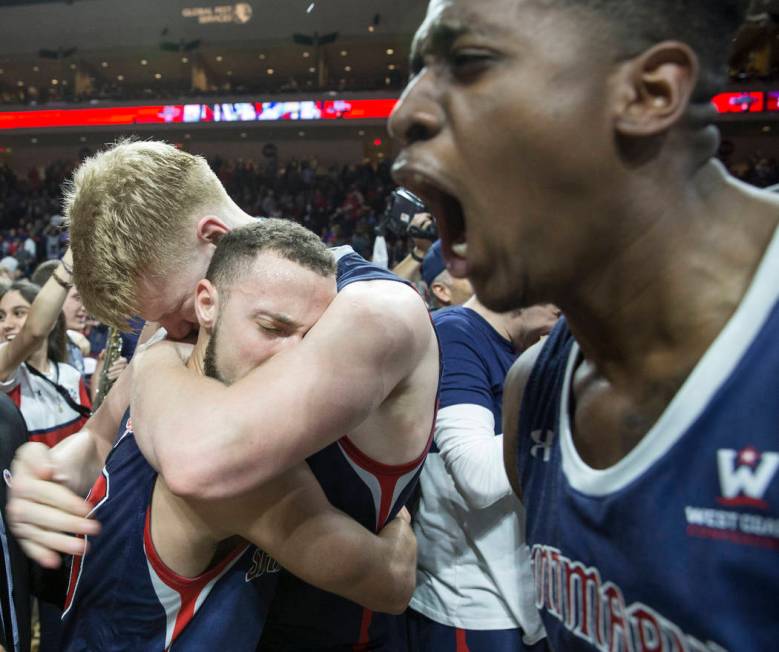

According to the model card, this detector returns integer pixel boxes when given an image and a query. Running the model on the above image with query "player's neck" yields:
[561,161,779,391]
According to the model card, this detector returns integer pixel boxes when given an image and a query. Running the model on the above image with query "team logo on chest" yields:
[684,446,779,550]
[716,446,779,510]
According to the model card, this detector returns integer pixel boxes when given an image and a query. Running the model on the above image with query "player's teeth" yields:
[452,242,468,257]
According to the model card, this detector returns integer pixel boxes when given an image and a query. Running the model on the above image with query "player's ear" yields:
[195,279,218,329]
[195,216,230,245]
[613,41,698,137]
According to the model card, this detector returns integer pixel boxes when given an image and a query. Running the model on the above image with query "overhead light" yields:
[30,138,38,144]
[358,130,365,136]
[184,133,191,139]
[258,53,266,60]
[61,80,68,86]
[308,66,316,73]
[386,48,394,55]
[33,65,39,72]
[17,81,23,87]
[266,68,274,75]
[340,50,348,56]
[0,69,3,75]
[101,61,108,68]
[385,77,391,85]
[140,59,148,65]
[298,130,305,137]
[240,132,247,138]
[80,136,86,142]
[181,56,189,63]
[388,64,396,70]
[154,72,162,79]
[344,65,351,72]
[216,55,223,62]
[302,51,310,58]
[51,78,58,85]
[368,25,375,32]
[117,74,124,81]
[227,70,233,76]
[69,63,76,70]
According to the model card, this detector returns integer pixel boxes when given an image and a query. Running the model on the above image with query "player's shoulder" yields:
[336,277,429,325]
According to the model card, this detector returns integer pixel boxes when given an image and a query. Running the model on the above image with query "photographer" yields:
[381,188,438,281]
[392,212,436,282]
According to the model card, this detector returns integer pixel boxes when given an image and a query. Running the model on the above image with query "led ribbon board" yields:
[0,99,398,130]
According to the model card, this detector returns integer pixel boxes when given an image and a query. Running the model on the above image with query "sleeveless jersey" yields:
[260,248,439,651]
[516,226,779,651]
[62,412,279,651]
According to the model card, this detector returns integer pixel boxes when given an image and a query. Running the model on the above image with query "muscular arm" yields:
[131,280,433,499]
[184,464,416,614]
[502,342,543,501]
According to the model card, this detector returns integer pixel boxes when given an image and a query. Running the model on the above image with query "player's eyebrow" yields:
[410,17,496,73]
[253,310,300,329]
[410,19,469,71]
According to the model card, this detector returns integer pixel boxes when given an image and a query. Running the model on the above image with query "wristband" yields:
[410,248,424,263]
[60,259,73,275]
[52,273,73,290]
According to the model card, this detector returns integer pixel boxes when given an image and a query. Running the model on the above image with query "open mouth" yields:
[397,172,470,278]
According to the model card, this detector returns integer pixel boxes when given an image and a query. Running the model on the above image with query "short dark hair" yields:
[551,0,749,100]
[206,219,336,290]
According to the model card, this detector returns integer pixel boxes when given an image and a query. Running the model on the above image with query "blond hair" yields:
[64,139,226,329]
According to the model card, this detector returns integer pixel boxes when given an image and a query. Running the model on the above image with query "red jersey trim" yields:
[142,507,247,591]
[338,423,434,478]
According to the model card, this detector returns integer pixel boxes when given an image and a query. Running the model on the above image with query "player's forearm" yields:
[131,338,379,500]
[275,512,416,614]
[131,346,267,498]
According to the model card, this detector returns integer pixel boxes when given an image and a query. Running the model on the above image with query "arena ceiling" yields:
[0,0,426,99]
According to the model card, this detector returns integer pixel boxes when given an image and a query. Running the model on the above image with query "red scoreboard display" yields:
[711,91,765,114]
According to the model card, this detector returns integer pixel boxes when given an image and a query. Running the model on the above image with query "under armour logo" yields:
[530,430,554,463]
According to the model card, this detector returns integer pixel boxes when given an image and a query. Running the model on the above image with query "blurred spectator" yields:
[408,297,559,651]
[421,241,474,309]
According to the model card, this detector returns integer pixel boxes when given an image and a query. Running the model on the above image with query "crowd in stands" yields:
[0,70,407,108]
[723,149,779,187]
[2,148,778,285]
[0,153,414,281]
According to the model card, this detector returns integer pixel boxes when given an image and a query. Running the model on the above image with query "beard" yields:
[203,317,225,383]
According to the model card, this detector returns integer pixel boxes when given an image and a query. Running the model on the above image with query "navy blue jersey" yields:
[260,249,438,651]
[515,229,779,651]
[62,413,279,651]
[434,306,515,430]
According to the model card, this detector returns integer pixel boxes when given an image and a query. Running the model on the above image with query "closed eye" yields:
[449,49,495,80]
